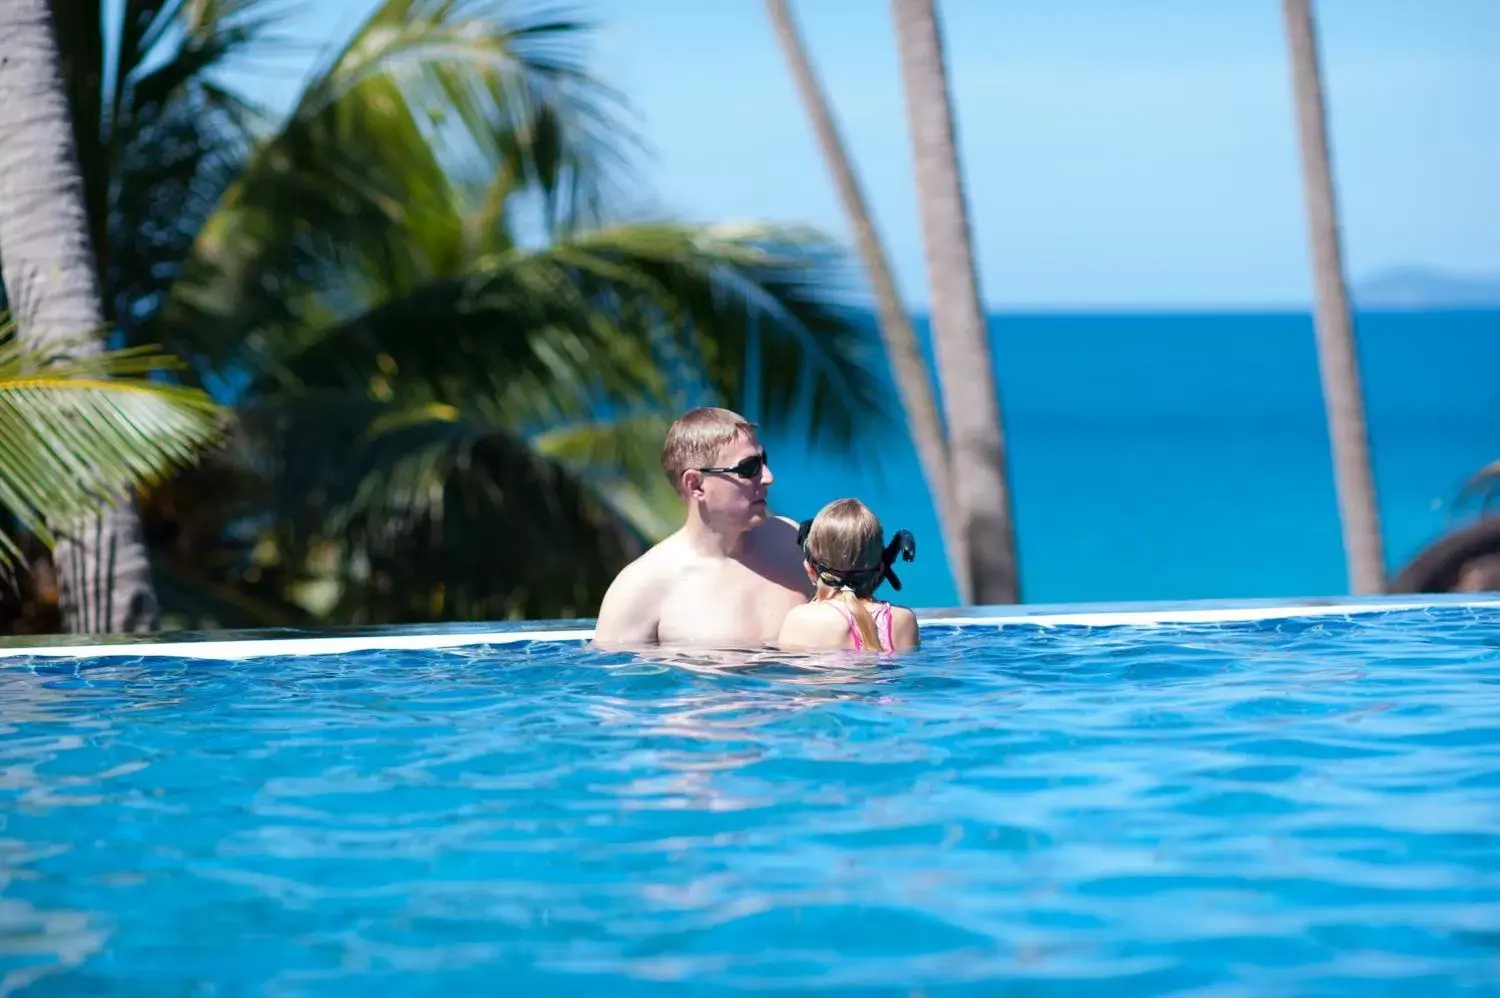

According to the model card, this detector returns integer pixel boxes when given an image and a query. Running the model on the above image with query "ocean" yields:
[761,309,1500,610]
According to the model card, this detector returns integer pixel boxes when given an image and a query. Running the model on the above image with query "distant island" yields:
[1355,266,1500,309]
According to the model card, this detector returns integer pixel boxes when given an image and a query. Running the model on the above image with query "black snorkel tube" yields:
[796,519,917,592]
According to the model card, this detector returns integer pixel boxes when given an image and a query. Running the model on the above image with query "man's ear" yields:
[680,469,703,497]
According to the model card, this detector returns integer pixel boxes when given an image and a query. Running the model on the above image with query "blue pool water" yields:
[2,605,1499,995]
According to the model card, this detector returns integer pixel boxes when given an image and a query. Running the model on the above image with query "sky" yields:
[223,0,1499,310]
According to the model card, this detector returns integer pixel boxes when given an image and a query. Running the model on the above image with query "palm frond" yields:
[0,320,225,575]
[242,392,646,622]
[164,0,634,375]
[527,221,888,450]
[300,0,634,230]
[134,435,319,629]
[530,413,682,540]
[257,221,886,449]
[101,0,278,356]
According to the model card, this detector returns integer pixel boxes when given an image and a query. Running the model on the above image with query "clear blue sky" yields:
[227,0,1498,309]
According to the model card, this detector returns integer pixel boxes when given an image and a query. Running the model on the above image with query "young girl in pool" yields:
[776,498,921,653]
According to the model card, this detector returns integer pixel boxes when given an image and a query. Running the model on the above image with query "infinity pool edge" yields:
[3,595,1498,661]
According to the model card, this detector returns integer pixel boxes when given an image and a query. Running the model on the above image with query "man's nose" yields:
[761,460,774,486]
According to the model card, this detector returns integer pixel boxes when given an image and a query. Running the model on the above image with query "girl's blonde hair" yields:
[803,498,886,650]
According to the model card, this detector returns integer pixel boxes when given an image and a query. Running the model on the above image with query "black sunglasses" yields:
[696,450,768,479]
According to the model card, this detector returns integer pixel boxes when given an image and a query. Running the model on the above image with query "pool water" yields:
[2,606,1499,995]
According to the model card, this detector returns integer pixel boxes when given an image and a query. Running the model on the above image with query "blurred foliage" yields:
[0,314,224,576]
[1,0,884,632]
[1454,459,1500,518]
[0,315,223,633]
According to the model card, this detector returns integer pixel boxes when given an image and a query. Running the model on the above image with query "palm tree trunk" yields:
[0,0,160,633]
[890,0,1019,606]
[765,0,970,602]
[47,0,110,303]
[1281,0,1385,595]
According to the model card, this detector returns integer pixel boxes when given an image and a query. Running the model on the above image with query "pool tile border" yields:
[2,595,1498,661]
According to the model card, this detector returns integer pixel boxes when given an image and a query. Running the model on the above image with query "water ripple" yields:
[1,605,1499,995]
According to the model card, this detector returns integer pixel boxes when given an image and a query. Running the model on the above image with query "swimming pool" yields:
[2,596,1498,995]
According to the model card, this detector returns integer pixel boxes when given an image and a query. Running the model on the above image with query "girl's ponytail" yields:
[837,587,880,650]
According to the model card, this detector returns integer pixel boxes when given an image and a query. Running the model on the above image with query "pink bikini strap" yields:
[869,602,893,652]
[833,601,894,651]
[828,601,867,650]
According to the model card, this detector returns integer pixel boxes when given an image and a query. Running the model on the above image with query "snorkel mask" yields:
[796,518,917,591]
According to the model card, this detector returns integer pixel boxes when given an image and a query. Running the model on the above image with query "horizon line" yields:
[898,302,1500,316]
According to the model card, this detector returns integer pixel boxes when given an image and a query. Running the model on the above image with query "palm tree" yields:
[0,0,163,632]
[889,0,1019,606]
[764,0,967,602]
[5,0,886,630]
[1281,0,1385,595]
[0,315,223,588]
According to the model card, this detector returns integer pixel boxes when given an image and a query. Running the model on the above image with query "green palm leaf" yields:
[243,393,647,621]
[224,211,886,623]
[522,221,887,450]
[261,221,887,449]
[528,413,682,540]
[165,0,633,373]
[295,0,632,230]
[79,0,276,348]
[0,317,225,575]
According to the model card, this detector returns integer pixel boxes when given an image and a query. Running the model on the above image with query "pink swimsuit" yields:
[830,601,896,652]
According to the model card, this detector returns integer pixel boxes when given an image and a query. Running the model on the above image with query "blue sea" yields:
[763,309,1500,609]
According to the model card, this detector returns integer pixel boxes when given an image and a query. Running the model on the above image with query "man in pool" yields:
[592,407,814,650]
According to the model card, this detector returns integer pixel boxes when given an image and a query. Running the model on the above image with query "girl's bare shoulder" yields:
[784,601,849,627]
[889,604,918,623]
[889,605,921,649]
[777,601,852,648]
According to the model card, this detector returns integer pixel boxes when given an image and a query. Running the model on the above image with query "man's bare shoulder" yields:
[603,533,697,599]
[751,513,801,538]
[594,535,689,648]
[621,532,692,576]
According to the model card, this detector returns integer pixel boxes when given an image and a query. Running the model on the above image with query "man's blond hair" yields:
[661,407,756,491]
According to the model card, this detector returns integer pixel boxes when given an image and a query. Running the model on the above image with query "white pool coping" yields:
[2,596,1498,662]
